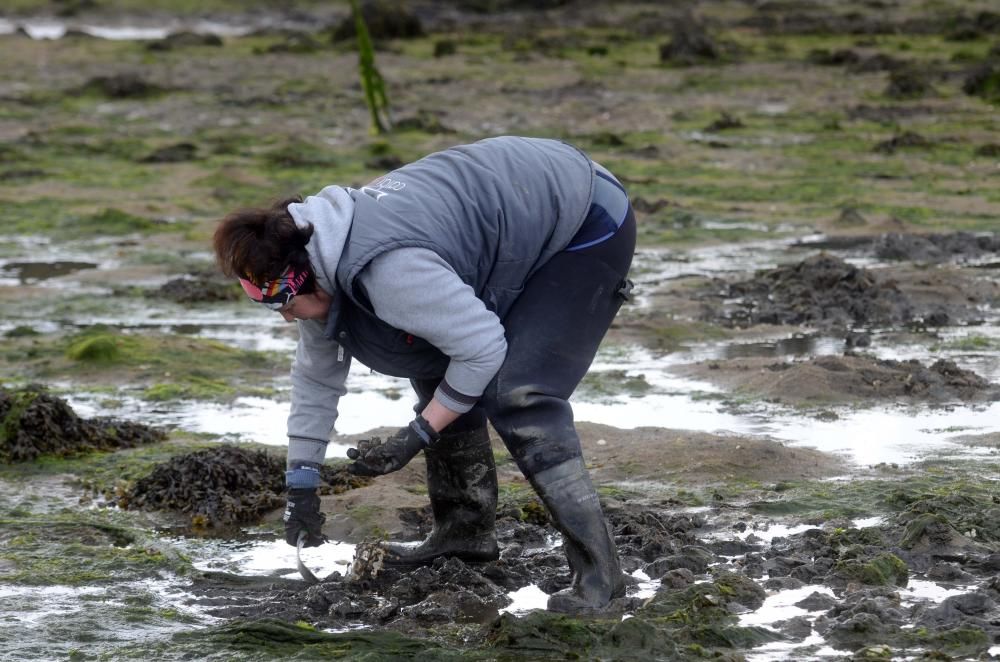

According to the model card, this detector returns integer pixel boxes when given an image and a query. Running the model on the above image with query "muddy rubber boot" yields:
[529,457,626,613]
[381,425,499,566]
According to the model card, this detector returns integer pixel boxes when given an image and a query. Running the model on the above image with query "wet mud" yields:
[175,466,1000,660]
[702,253,916,330]
[0,384,165,463]
[697,250,998,333]
[679,354,999,406]
[148,269,242,304]
[798,231,1000,263]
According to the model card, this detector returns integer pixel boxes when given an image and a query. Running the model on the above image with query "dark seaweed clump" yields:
[125,445,369,527]
[125,445,284,527]
[0,385,165,463]
[152,275,242,303]
[874,231,1000,263]
[717,253,913,329]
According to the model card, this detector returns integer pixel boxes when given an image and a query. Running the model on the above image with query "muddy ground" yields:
[2,0,1000,660]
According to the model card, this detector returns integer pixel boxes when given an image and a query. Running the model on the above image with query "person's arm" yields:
[420,398,461,433]
[361,247,508,433]
[286,318,351,488]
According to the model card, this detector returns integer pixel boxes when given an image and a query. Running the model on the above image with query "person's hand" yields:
[347,416,440,477]
[283,487,327,547]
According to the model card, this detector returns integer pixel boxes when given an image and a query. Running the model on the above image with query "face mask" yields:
[238,265,310,311]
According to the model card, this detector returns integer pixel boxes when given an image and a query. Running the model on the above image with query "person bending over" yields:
[213,136,635,612]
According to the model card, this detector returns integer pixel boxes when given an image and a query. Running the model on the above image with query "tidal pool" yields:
[0,18,262,40]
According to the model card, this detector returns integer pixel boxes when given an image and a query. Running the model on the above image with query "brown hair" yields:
[213,196,316,293]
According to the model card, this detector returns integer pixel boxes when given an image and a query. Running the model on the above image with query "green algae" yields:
[933,334,1000,351]
[577,369,652,401]
[66,333,121,362]
[743,460,1000,526]
[0,387,40,452]
[479,573,780,660]
[834,552,909,587]
[0,432,217,502]
[0,512,190,585]
[0,201,192,239]
[909,626,991,658]
[164,619,468,660]
[3,325,286,403]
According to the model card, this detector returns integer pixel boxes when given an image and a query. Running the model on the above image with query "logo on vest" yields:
[360,176,406,201]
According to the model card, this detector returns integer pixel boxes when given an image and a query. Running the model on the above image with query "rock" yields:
[764,576,805,591]
[918,592,995,628]
[835,207,868,227]
[81,73,163,99]
[660,567,695,589]
[885,67,933,99]
[659,14,722,65]
[975,143,1000,158]
[963,63,1000,102]
[926,562,973,583]
[704,112,743,132]
[146,31,223,51]
[777,615,813,640]
[874,131,931,154]
[795,591,837,612]
[140,142,199,163]
[330,1,423,42]
[765,555,809,577]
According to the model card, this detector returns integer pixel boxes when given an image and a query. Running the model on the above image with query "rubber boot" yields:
[529,457,626,613]
[382,425,499,565]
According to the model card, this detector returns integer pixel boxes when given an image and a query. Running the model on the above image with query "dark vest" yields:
[326,137,595,379]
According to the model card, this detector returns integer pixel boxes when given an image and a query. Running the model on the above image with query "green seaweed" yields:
[3,325,286,403]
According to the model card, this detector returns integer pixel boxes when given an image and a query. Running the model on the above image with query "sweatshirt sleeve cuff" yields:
[434,380,479,414]
[286,461,323,489]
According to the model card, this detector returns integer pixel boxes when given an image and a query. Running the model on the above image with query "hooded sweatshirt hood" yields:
[287,185,355,295]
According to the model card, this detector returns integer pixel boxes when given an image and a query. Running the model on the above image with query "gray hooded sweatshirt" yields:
[285,137,596,487]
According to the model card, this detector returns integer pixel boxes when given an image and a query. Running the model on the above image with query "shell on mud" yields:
[350,541,387,581]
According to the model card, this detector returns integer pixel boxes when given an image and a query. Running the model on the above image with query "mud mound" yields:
[659,13,734,66]
[0,385,165,463]
[874,231,1000,263]
[713,253,913,329]
[151,275,242,303]
[873,130,931,154]
[680,355,997,405]
[330,1,423,42]
[885,69,933,99]
[80,73,164,99]
[125,445,368,527]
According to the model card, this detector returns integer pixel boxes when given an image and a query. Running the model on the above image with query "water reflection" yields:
[0,260,97,284]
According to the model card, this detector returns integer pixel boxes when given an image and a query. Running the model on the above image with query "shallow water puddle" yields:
[192,538,356,581]
[64,336,1000,467]
[0,18,257,40]
[500,569,660,615]
[739,576,977,660]
[0,579,211,659]
[0,260,98,284]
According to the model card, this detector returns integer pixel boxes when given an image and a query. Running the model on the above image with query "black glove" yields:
[347,416,440,477]
[283,487,326,547]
